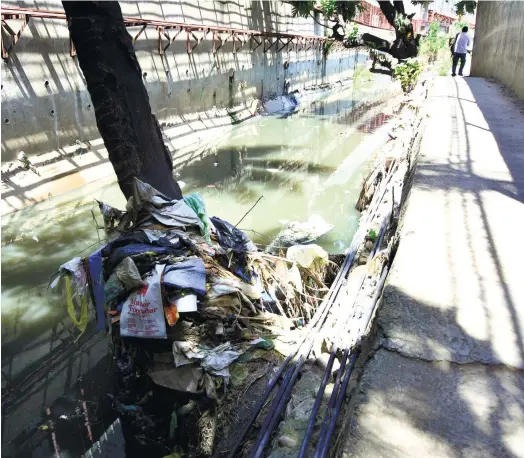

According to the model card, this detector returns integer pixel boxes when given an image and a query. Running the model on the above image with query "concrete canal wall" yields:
[1,0,368,214]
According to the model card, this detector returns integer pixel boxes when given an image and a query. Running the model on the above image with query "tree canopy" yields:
[285,1,477,61]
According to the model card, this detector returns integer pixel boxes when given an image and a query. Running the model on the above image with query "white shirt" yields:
[454,32,471,54]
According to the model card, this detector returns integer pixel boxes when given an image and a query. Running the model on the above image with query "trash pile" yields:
[51,178,333,456]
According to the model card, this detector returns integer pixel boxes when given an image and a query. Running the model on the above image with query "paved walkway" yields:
[342,77,524,457]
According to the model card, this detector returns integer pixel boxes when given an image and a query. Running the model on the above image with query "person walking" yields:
[450,26,471,76]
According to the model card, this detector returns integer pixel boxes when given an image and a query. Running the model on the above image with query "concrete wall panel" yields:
[471,1,524,99]
[1,0,369,214]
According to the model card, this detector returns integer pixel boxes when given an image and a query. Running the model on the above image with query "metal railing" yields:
[1,6,339,61]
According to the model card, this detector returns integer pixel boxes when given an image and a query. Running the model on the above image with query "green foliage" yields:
[319,0,337,18]
[367,229,378,241]
[288,0,363,23]
[419,21,447,62]
[455,0,477,16]
[323,39,335,57]
[454,20,469,33]
[335,1,364,22]
[393,58,423,93]
[346,23,359,42]
[289,1,315,18]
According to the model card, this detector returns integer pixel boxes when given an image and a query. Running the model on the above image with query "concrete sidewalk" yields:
[342,77,524,457]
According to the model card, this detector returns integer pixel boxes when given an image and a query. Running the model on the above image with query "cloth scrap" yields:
[87,249,106,332]
[163,258,206,296]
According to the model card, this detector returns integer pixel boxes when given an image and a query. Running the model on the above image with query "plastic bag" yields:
[120,264,167,339]
[116,257,146,291]
[286,244,328,268]
[184,193,213,243]
[104,271,125,308]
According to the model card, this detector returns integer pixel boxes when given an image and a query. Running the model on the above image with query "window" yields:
[372,14,379,27]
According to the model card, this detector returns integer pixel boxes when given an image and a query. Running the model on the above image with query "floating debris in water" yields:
[266,215,334,255]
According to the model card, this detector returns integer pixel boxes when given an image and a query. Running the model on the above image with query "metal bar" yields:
[235,33,248,52]
[132,23,147,44]
[166,27,182,54]
[157,26,164,55]
[187,30,199,53]
[213,33,223,54]
[2,19,17,35]
[264,37,276,53]
[222,31,233,44]
[277,37,291,53]
[1,13,30,60]
[250,35,262,52]
[305,38,314,52]
[0,6,351,41]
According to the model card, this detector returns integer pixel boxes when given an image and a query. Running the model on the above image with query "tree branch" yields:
[377,1,396,27]
[309,12,331,29]
[393,1,405,16]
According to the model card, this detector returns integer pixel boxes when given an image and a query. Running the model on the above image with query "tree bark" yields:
[63,1,182,201]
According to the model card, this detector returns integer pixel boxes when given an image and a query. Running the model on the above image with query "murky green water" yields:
[1,77,396,454]
[2,82,394,338]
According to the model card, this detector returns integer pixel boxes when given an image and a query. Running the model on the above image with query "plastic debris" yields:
[266,215,333,254]
[184,193,213,242]
[52,177,333,456]
[129,179,202,230]
[50,257,88,295]
[104,271,125,308]
[148,363,202,393]
[164,300,180,326]
[173,294,198,313]
[210,216,256,281]
[172,341,242,377]
[120,264,167,339]
[286,244,329,269]
[64,275,88,337]
[115,257,146,291]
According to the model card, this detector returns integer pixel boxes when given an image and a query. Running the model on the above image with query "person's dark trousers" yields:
[452,52,467,76]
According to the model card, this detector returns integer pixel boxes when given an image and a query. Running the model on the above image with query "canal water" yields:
[1,74,397,456]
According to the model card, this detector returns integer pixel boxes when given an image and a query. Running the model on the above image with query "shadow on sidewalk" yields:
[344,77,524,457]
[356,285,524,458]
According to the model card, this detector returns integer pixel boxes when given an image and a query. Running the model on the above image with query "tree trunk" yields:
[63,1,182,201]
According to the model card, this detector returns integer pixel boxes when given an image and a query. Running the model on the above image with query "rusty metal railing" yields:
[1,6,338,61]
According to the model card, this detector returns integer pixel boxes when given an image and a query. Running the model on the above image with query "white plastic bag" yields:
[120,264,167,339]
[286,244,328,268]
